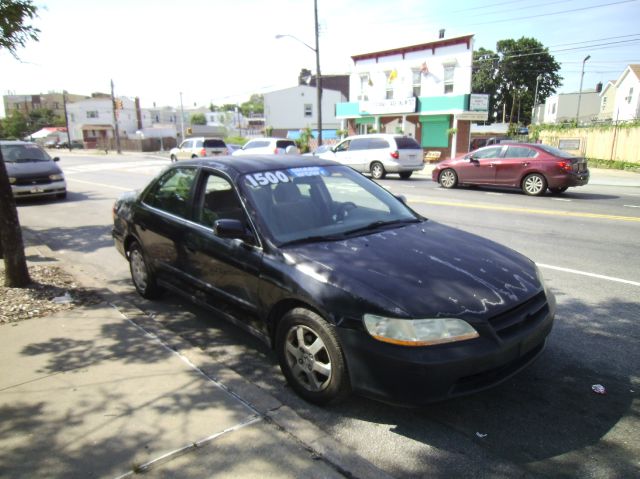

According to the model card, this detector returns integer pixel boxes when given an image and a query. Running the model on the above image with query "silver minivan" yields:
[319,134,423,179]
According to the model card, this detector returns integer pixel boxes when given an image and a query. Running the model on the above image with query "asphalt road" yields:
[15,153,640,478]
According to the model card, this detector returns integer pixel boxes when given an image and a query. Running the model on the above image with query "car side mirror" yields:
[395,194,407,204]
[214,219,254,243]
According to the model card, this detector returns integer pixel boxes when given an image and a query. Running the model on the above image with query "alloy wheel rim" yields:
[372,164,383,178]
[525,176,544,194]
[441,171,455,187]
[130,250,148,290]
[285,325,332,392]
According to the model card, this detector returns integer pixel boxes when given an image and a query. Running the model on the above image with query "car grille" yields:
[488,291,549,340]
[15,176,52,186]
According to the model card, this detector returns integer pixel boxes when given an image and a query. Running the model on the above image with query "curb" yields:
[21,230,393,479]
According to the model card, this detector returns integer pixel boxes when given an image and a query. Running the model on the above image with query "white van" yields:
[319,134,423,179]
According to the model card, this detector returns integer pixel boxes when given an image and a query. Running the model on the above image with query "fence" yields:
[538,125,640,164]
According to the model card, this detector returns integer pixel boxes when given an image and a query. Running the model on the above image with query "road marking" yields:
[485,192,504,196]
[409,198,640,223]
[66,177,131,191]
[550,198,572,202]
[623,204,640,208]
[537,264,640,287]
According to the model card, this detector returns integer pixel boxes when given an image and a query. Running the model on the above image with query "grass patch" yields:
[587,158,640,173]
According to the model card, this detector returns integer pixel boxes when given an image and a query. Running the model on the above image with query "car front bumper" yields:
[11,180,67,198]
[338,292,556,406]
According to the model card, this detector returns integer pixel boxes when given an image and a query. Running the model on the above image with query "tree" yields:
[0,0,40,287]
[472,37,562,125]
[1,110,29,139]
[240,94,264,117]
[190,113,206,125]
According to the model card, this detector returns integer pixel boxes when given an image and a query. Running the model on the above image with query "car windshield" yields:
[1,144,51,163]
[240,165,421,245]
[536,144,578,158]
[204,139,226,148]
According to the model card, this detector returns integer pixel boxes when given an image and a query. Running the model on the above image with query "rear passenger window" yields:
[506,146,537,158]
[367,139,389,150]
[245,141,270,149]
[195,140,204,148]
[395,137,421,149]
[350,138,370,151]
[204,139,226,148]
[276,140,295,149]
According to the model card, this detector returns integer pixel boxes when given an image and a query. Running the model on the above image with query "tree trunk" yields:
[509,90,518,126]
[0,149,31,287]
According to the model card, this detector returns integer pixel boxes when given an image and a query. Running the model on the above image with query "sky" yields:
[1,0,639,117]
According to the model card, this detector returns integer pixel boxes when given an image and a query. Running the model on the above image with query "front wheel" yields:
[370,162,386,180]
[128,242,163,299]
[439,168,458,189]
[276,308,350,405]
[522,173,547,196]
[170,154,177,162]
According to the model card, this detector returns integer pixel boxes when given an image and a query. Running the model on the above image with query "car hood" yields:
[283,221,541,319]
[6,160,61,178]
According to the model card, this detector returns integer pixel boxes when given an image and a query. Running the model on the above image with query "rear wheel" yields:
[128,242,163,299]
[170,154,177,162]
[522,173,547,196]
[439,169,458,189]
[276,308,350,405]
[370,162,386,180]
[399,171,413,180]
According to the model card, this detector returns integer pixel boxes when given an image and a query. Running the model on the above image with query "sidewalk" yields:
[0,243,391,478]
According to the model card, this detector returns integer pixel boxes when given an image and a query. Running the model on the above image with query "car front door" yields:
[135,166,198,290]
[457,146,504,184]
[494,145,538,186]
[181,170,265,335]
[177,140,193,160]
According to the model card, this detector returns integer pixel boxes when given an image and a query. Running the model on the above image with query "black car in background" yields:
[1,140,67,199]
[112,156,555,406]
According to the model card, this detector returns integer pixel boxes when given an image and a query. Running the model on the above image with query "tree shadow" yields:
[22,225,113,254]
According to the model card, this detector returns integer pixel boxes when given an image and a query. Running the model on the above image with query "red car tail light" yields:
[557,161,572,172]
[274,147,279,154]
[200,148,207,156]
[390,151,400,159]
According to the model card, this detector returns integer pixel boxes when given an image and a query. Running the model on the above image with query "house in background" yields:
[540,90,600,124]
[598,80,617,121]
[335,33,488,159]
[3,92,89,120]
[612,64,640,121]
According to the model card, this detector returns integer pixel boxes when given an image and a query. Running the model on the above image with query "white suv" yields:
[170,137,227,162]
[232,137,299,156]
[319,134,423,179]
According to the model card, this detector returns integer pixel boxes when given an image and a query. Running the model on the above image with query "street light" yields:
[532,74,542,124]
[576,54,591,125]
[275,0,322,145]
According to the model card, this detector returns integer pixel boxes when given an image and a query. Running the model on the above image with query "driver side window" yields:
[334,140,350,152]
[195,173,246,228]
[472,147,503,159]
[143,168,197,218]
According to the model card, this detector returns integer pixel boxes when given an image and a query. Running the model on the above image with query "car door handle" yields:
[521,162,529,166]
[489,163,497,167]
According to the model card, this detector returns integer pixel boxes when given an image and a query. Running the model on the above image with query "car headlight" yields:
[363,314,479,347]
[9,177,16,184]
[49,174,64,181]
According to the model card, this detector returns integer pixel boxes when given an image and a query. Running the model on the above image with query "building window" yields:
[87,111,98,119]
[552,104,556,114]
[359,74,369,100]
[304,103,313,117]
[385,71,394,99]
[443,65,455,94]
[70,113,75,122]
[412,69,421,97]
[628,88,634,104]
[602,97,607,111]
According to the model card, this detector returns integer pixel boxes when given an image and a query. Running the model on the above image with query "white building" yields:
[336,33,488,159]
[541,90,600,124]
[612,64,640,121]
[598,80,617,121]
[66,96,139,147]
[263,85,345,139]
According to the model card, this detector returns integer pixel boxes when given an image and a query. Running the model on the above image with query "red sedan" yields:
[432,143,589,196]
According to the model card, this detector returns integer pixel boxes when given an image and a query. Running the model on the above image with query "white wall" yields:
[613,69,640,121]
[264,85,344,130]
[543,91,599,124]
[66,97,139,140]
[348,38,473,102]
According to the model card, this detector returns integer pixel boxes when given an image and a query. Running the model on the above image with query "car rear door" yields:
[458,146,504,184]
[494,145,538,186]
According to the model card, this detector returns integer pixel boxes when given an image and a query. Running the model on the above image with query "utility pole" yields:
[110,79,122,154]
[179,92,185,141]
[62,91,72,151]
[576,54,591,126]
[314,0,322,146]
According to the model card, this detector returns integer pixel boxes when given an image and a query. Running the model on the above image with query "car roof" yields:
[178,155,339,177]
[0,140,34,145]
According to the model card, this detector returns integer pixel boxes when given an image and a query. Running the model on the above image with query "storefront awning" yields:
[81,124,113,131]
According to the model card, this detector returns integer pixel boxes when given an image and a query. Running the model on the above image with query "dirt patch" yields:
[0,263,101,323]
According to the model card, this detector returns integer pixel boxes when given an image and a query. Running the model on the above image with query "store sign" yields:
[360,97,417,115]
[469,94,489,112]
[457,111,488,121]
[558,138,581,150]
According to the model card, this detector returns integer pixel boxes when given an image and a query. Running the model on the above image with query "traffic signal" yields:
[186,127,193,135]
[114,99,123,110]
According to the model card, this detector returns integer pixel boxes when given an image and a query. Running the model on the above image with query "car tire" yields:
[276,308,350,405]
[522,173,547,196]
[549,186,568,195]
[170,154,177,163]
[128,241,163,299]
[439,168,458,189]
[370,162,386,180]
[399,171,413,180]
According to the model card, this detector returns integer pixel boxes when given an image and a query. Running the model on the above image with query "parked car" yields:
[170,137,227,162]
[432,143,589,196]
[231,137,299,156]
[56,140,84,150]
[226,143,243,154]
[303,144,332,156]
[469,137,512,151]
[112,155,555,406]
[318,133,423,180]
[1,140,67,199]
